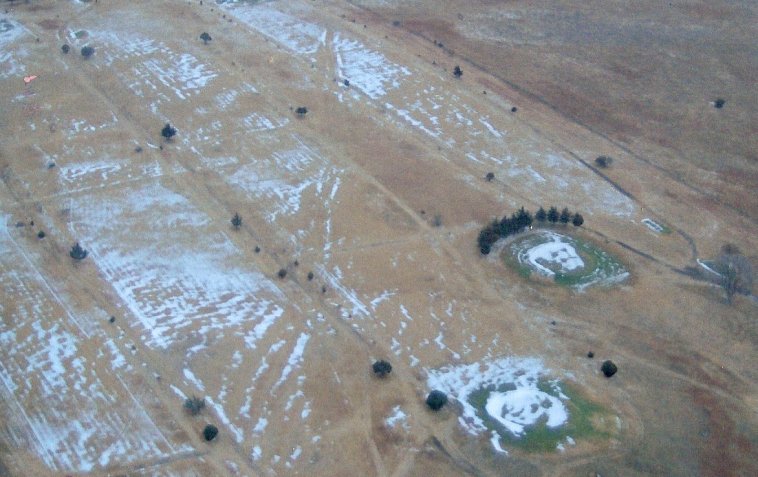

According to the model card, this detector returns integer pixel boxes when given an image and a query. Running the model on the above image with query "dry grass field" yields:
[0,1,755,476]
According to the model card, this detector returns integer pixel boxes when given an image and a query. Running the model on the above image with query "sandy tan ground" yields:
[0,1,756,476]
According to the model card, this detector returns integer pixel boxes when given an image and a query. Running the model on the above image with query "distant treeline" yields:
[478,206,584,255]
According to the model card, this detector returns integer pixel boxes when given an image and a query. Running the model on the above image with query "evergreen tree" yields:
[535,207,547,223]
[559,207,571,224]
[80,45,95,58]
[426,390,448,411]
[70,242,88,260]
[231,213,242,230]
[572,213,584,227]
[200,32,212,45]
[161,123,177,140]
[203,424,218,441]
[372,360,392,378]
[547,206,559,223]
[453,65,463,78]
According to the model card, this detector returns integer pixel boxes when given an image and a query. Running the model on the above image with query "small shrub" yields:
[37,230,45,239]
[601,360,617,378]
[426,390,448,411]
[511,106,518,113]
[254,246,261,253]
[572,213,584,227]
[184,395,206,416]
[343,79,350,87]
[713,98,725,109]
[372,360,392,378]
[277,268,287,279]
[202,424,218,441]
[161,123,176,140]
[432,214,443,227]
[587,351,594,358]
[307,271,314,281]
[61,44,70,54]
[109,316,116,323]
[595,156,613,168]
[70,242,88,260]
[200,32,212,44]
[485,172,495,182]
[453,65,462,78]
[295,106,308,116]
[231,213,242,230]
[80,45,95,58]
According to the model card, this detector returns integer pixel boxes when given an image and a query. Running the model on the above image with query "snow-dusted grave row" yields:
[0,216,180,472]
[220,2,326,56]
[69,182,285,350]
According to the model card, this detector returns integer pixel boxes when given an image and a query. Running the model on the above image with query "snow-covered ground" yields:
[0,18,29,78]
[0,216,179,472]
[70,182,285,350]
[426,356,569,451]
[334,34,411,99]
[221,3,326,56]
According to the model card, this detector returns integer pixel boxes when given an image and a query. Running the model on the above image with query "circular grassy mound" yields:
[506,231,628,290]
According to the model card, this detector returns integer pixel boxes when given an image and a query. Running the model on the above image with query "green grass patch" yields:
[508,231,627,289]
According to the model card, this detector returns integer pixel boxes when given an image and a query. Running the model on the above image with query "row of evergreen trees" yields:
[478,206,584,255]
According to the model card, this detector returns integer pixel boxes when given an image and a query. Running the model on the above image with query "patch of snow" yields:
[485,388,567,436]
[522,232,584,277]
[385,406,410,431]
[252,445,262,461]
[223,4,325,55]
[271,333,310,393]
[334,33,410,99]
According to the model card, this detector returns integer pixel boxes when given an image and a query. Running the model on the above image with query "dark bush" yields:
[714,98,725,109]
[161,123,176,140]
[559,207,571,224]
[254,246,261,253]
[511,106,518,113]
[343,79,350,87]
[231,213,242,230]
[203,424,218,441]
[485,172,495,182]
[587,351,594,358]
[277,268,287,279]
[595,156,613,168]
[453,65,462,78]
[70,242,88,260]
[295,106,308,116]
[426,390,448,411]
[80,45,95,58]
[184,395,206,416]
[61,44,70,54]
[37,230,45,239]
[200,32,212,44]
[572,213,584,227]
[307,271,314,281]
[372,360,392,378]
[601,360,618,378]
